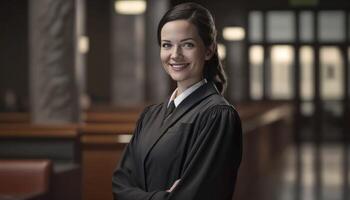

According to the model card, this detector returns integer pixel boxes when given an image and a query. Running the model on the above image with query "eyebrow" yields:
[180,38,194,42]
[161,38,195,43]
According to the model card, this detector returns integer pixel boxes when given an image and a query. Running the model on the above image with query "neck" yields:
[176,78,202,95]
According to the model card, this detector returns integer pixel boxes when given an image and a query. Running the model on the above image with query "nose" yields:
[170,45,183,60]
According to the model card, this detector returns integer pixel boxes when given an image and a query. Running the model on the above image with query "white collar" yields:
[168,79,207,108]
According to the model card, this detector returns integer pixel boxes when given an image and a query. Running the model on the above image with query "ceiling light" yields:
[223,27,245,41]
[114,0,146,15]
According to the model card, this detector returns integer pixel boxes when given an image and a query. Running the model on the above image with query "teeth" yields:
[171,64,188,69]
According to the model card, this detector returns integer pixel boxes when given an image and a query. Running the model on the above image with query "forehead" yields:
[160,20,200,40]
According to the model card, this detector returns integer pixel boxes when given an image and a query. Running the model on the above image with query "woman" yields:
[112,2,242,200]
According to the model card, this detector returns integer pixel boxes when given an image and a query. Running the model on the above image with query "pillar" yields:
[29,0,81,124]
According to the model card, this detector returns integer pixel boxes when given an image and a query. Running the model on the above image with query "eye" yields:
[182,42,194,48]
[161,43,172,49]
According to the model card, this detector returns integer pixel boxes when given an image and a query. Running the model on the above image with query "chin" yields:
[170,76,186,82]
[167,71,185,80]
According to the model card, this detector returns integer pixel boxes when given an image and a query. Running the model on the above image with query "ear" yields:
[205,43,216,60]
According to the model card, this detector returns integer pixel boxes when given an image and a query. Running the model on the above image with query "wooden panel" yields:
[53,164,82,200]
[84,112,139,124]
[82,134,132,145]
[0,124,81,162]
[80,123,134,200]
[80,123,134,135]
[82,145,126,200]
[0,124,79,138]
[0,112,29,123]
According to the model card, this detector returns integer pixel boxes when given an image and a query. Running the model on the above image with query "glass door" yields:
[319,46,345,142]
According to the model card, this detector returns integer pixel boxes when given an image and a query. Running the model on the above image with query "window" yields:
[249,11,263,42]
[269,45,294,99]
[300,46,314,100]
[318,11,345,42]
[299,11,314,42]
[267,11,295,42]
[320,47,344,100]
[249,45,264,99]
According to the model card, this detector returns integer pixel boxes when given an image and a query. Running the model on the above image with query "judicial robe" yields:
[112,82,242,200]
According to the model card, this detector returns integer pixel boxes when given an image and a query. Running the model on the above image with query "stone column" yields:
[226,42,248,102]
[145,0,170,103]
[29,0,80,124]
[75,0,89,110]
[111,10,145,106]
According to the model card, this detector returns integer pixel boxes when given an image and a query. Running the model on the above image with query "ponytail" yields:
[204,51,227,94]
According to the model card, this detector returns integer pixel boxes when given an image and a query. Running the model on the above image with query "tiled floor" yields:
[250,143,350,200]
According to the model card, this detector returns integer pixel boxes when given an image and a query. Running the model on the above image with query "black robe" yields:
[112,82,242,200]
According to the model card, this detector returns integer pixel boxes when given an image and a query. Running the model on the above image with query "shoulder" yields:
[202,104,239,121]
[195,94,240,125]
[195,99,242,141]
[201,94,238,115]
[204,93,232,106]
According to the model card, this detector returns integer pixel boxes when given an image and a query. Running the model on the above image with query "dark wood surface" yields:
[0,193,45,200]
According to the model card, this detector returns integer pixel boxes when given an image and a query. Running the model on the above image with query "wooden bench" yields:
[0,124,82,200]
[0,112,29,124]
[84,104,143,124]
[83,112,139,124]
[0,159,52,200]
[0,124,81,162]
[0,111,140,124]
[0,112,137,200]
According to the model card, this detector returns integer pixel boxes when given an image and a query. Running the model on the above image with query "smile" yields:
[170,63,189,71]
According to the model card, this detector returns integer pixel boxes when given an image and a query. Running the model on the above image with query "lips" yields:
[169,63,189,71]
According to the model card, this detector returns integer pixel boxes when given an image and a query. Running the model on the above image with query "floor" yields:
[250,143,350,200]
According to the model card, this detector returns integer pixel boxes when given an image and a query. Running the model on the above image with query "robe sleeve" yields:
[112,106,159,200]
[152,105,242,200]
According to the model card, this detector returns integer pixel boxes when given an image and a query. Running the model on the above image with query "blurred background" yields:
[0,0,350,200]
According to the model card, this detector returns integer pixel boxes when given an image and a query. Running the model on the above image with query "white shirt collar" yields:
[168,79,207,108]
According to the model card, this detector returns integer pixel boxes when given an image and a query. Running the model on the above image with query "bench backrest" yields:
[0,159,52,195]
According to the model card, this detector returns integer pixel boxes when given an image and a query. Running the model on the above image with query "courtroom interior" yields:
[0,0,350,199]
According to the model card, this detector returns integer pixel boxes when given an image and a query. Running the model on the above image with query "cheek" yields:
[190,51,206,65]
[191,52,206,73]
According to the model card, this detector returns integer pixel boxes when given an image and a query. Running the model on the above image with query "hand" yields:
[166,179,181,192]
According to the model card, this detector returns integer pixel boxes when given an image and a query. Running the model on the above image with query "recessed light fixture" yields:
[114,0,146,15]
[223,27,245,41]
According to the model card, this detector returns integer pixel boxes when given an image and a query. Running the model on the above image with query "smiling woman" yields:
[112,2,243,200]
[160,20,212,94]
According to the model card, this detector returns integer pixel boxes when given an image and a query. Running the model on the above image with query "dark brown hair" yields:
[157,2,227,94]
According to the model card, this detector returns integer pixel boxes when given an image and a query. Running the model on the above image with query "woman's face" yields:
[160,20,213,89]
